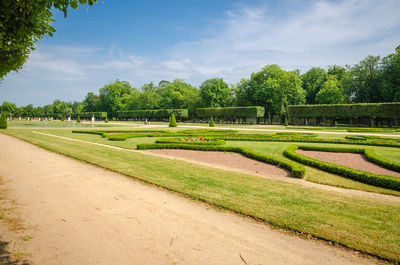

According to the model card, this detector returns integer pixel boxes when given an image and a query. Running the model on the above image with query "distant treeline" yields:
[1,47,399,123]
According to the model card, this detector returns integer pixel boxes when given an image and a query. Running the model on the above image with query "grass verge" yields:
[1,129,400,263]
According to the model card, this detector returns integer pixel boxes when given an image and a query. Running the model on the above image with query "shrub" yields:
[77,115,81,123]
[0,112,7,129]
[117,109,189,119]
[105,116,108,123]
[283,145,400,191]
[209,116,215,127]
[283,116,288,126]
[169,113,177,127]
[196,106,265,119]
[61,117,65,121]
[155,137,226,146]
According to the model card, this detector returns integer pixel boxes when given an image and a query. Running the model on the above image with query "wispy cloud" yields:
[1,0,400,106]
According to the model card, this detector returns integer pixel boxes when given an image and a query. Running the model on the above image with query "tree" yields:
[0,0,98,79]
[1,101,16,117]
[200,78,230,107]
[380,47,400,102]
[0,111,7,129]
[301,67,327,104]
[169,112,177,127]
[99,80,133,117]
[83,92,100,112]
[315,76,346,104]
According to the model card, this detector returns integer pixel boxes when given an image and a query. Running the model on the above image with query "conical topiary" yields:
[77,115,81,123]
[0,112,7,129]
[283,115,288,126]
[169,112,177,127]
[209,115,215,127]
[105,116,108,123]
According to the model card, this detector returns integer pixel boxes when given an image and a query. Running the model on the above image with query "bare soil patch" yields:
[297,150,400,178]
[147,149,290,180]
[0,133,386,265]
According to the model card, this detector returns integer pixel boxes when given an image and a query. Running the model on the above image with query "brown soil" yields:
[147,149,290,180]
[0,133,387,265]
[297,150,400,178]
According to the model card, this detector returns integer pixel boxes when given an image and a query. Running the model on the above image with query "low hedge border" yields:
[283,145,400,191]
[155,138,226,146]
[137,143,305,178]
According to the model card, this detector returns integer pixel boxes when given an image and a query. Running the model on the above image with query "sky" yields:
[1,0,400,106]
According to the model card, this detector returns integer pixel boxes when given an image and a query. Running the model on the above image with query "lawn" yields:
[1,126,400,263]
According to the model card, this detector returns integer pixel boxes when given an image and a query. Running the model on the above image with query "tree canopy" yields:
[0,0,97,79]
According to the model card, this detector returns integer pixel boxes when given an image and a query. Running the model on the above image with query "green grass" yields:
[1,128,400,263]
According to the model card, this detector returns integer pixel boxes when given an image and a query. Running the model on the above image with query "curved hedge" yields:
[155,137,226,146]
[137,143,305,178]
[283,145,400,191]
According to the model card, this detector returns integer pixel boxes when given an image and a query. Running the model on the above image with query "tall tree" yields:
[83,92,100,112]
[199,78,230,107]
[380,47,400,102]
[315,75,346,104]
[99,80,133,117]
[0,0,97,79]
[301,67,327,104]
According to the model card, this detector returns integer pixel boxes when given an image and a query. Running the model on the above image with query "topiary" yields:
[105,116,108,123]
[61,117,65,121]
[169,112,177,127]
[209,115,215,127]
[283,115,288,126]
[77,115,81,123]
[0,112,7,129]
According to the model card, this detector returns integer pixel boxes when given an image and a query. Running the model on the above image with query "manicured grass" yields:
[2,128,400,263]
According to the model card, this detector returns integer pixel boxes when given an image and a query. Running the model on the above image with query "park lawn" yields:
[24,128,400,196]
[2,128,400,263]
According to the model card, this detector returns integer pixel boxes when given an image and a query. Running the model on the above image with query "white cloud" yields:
[1,0,400,106]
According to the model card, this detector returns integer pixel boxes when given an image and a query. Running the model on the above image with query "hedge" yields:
[288,102,400,119]
[155,137,226,146]
[72,112,107,119]
[117,109,188,119]
[195,106,265,119]
[137,143,305,178]
[283,145,400,191]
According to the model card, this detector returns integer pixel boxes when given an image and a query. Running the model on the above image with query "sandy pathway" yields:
[0,133,387,265]
[297,150,400,178]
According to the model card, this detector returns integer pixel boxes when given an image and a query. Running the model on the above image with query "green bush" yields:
[283,145,400,191]
[155,137,225,146]
[117,109,189,119]
[169,113,177,127]
[72,112,107,119]
[77,115,81,123]
[61,117,65,121]
[105,116,108,123]
[196,106,265,119]
[209,116,215,127]
[289,102,400,119]
[137,143,305,178]
[0,112,7,129]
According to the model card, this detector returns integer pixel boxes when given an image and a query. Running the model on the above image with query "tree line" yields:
[1,47,399,120]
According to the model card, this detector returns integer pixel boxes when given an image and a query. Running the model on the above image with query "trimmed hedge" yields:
[117,109,188,119]
[283,145,400,191]
[155,137,226,146]
[196,106,265,119]
[72,112,107,119]
[0,112,7,129]
[137,143,305,178]
[288,102,400,119]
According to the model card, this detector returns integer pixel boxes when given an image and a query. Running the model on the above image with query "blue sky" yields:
[1,0,400,106]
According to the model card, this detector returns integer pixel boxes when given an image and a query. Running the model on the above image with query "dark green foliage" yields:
[169,113,177,127]
[105,116,108,123]
[283,145,400,191]
[196,106,265,119]
[209,116,215,127]
[77,115,81,123]
[137,143,305,178]
[117,109,188,119]
[0,112,7,129]
[289,102,400,119]
[72,112,107,119]
[179,129,238,134]
[155,137,226,146]
[283,116,288,126]
[61,117,65,121]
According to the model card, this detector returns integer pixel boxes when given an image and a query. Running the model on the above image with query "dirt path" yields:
[297,150,400,178]
[0,134,388,265]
